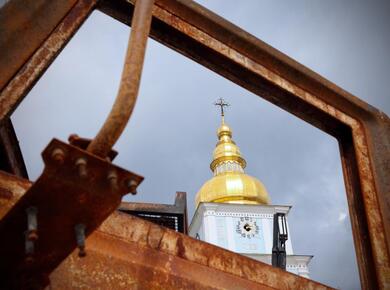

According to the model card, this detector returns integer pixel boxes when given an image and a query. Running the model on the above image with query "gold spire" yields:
[195,99,270,207]
[210,119,246,171]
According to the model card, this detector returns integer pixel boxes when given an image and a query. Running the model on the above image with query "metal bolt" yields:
[51,148,65,164]
[74,224,86,257]
[75,158,87,178]
[107,171,118,190]
[127,180,138,195]
[26,206,38,241]
[68,134,79,143]
[25,231,34,263]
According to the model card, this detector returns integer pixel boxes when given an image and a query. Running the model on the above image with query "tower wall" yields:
[189,202,312,278]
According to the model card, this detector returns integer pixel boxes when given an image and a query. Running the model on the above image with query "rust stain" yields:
[98,212,332,289]
[0,139,143,288]
[0,0,97,121]
[0,0,79,90]
[352,123,390,289]
[0,0,389,288]
[0,172,330,289]
[0,188,13,200]
[0,170,31,219]
[140,1,390,288]
[87,0,154,158]
[50,218,328,290]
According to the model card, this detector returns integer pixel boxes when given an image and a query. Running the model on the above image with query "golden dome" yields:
[195,118,270,207]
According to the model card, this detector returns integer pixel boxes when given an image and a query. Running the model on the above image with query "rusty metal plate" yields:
[68,134,118,161]
[0,139,143,288]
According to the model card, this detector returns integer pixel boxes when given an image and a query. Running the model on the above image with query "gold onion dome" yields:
[195,117,270,207]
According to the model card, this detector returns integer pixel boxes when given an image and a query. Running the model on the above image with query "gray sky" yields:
[10,1,390,289]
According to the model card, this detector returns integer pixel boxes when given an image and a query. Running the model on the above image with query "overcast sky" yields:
[9,1,390,289]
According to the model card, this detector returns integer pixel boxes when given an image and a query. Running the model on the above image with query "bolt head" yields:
[25,255,34,264]
[78,246,87,258]
[107,171,118,190]
[27,230,38,241]
[51,148,65,164]
[127,180,138,195]
[75,158,88,178]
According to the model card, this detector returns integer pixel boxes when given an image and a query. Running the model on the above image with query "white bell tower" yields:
[189,99,313,278]
[189,202,312,278]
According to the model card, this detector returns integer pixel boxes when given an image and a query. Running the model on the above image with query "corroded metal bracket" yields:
[0,139,143,288]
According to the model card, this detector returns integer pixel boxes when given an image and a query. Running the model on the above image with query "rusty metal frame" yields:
[0,172,332,289]
[0,0,389,289]
[0,118,28,178]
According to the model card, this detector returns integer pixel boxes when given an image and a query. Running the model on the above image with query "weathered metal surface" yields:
[0,139,143,289]
[100,212,325,289]
[0,0,97,122]
[99,1,390,288]
[51,211,332,289]
[0,170,30,220]
[1,171,331,289]
[0,0,388,288]
[0,118,28,178]
[50,231,270,290]
[68,134,118,161]
[87,0,154,157]
[337,131,373,288]
[50,213,329,289]
[0,0,78,91]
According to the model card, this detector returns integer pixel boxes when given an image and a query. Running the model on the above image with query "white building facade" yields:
[189,202,312,278]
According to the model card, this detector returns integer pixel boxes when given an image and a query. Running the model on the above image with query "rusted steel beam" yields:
[87,0,154,157]
[0,170,30,220]
[0,118,28,178]
[51,232,272,290]
[52,211,332,289]
[98,1,390,289]
[0,0,78,91]
[0,0,97,122]
[1,170,331,289]
[338,130,378,288]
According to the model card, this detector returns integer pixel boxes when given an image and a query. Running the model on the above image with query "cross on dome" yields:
[195,98,270,207]
[214,98,230,117]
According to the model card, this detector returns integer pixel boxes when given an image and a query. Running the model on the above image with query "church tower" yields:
[189,99,312,278]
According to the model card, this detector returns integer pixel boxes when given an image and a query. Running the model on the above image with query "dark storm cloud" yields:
[10,1,389,289]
